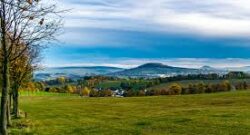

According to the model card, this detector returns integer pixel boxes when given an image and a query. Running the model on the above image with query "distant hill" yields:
[34,66,124,81]
[110,63,202,77]
[110,63,229,77]
[35,63,250,80]
[200,65,216,70]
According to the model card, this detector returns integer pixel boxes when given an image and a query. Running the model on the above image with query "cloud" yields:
[56,0,250,38]
[42,0,250,67]
[44,57,250,69]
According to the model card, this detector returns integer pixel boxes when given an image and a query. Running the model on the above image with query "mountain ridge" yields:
[110,63,202,77]
[35,66,125,80]
[35,63,250,80]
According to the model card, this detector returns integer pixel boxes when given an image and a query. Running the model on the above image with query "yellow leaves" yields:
[82,87,90,96]
[168,83,182,95]
[65,85,76,94]
[26,82,37,92]
[57,77,65,84]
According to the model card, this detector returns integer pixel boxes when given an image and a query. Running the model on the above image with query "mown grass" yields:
[11,91,250,135]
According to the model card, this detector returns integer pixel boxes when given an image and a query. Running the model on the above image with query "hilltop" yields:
[110,63,224,77]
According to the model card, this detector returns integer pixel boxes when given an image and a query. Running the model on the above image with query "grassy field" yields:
[11,91,250,135]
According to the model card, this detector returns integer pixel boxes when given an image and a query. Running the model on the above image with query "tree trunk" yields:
[9,92,13,114]
[9,94,11,113]
[12,85,20,118]
[1,0,10,134]
[0,55,10,135]
[6,99,11,127]
[0,47,10,135]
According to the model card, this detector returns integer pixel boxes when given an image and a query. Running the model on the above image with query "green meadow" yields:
[11,91,250,135]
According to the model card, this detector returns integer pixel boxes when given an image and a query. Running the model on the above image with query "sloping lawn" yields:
[11,91,250,134]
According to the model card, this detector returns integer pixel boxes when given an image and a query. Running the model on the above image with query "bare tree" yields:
[0,0,62,134]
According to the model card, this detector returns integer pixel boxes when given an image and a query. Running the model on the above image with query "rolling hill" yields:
[34,66,124,80]
[110,63,226,77]
[35,63,250,80]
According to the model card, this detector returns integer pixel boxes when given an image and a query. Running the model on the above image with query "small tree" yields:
[218,81,231,91]
[160,88,168,95]
[26,82,37,92]
[64,85,74,93]
[104,90,113,97]
[57,77,66,85]
[197,82,206,94]
[146,89,161,96]
[99,90,112,97]
[138,90,145,96]
[89,89,99,97]
[35,82,45,91]
[49,87,58,93]
[123,90,136,97]
[168,83,182,95]
[205,84,214,93]
[81,87,90,97]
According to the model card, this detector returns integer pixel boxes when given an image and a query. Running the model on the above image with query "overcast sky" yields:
[44,0,250,68]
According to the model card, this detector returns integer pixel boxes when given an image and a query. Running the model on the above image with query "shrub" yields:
[49,87,58,93]
[57,77,66,84]
[81,87,90,97]
[205,84,214,93]
[146,89,161,96]
[25,82,37,92]
[123,90,136,97]
[99,90,113,97]
[196,82,206,94]
[181,87,190,94]
[218,81,231,92]
[34,82,45,91]
[64,85,74,93]
[154,89,161,96]
[160,88,168,95]
[188,84,198,94]
[89,89,99,97]
[168,83,182,95]
[137,90,146,96]
[235,81,248,90]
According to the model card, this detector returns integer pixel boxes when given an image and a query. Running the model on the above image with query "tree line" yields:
[44,72,250,93]
[159,72,250,83]
[0,0,62,134]
[24,78,250,98]
[124,81,248,97]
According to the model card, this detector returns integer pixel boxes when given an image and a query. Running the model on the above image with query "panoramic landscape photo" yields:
[1,0,250,134]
